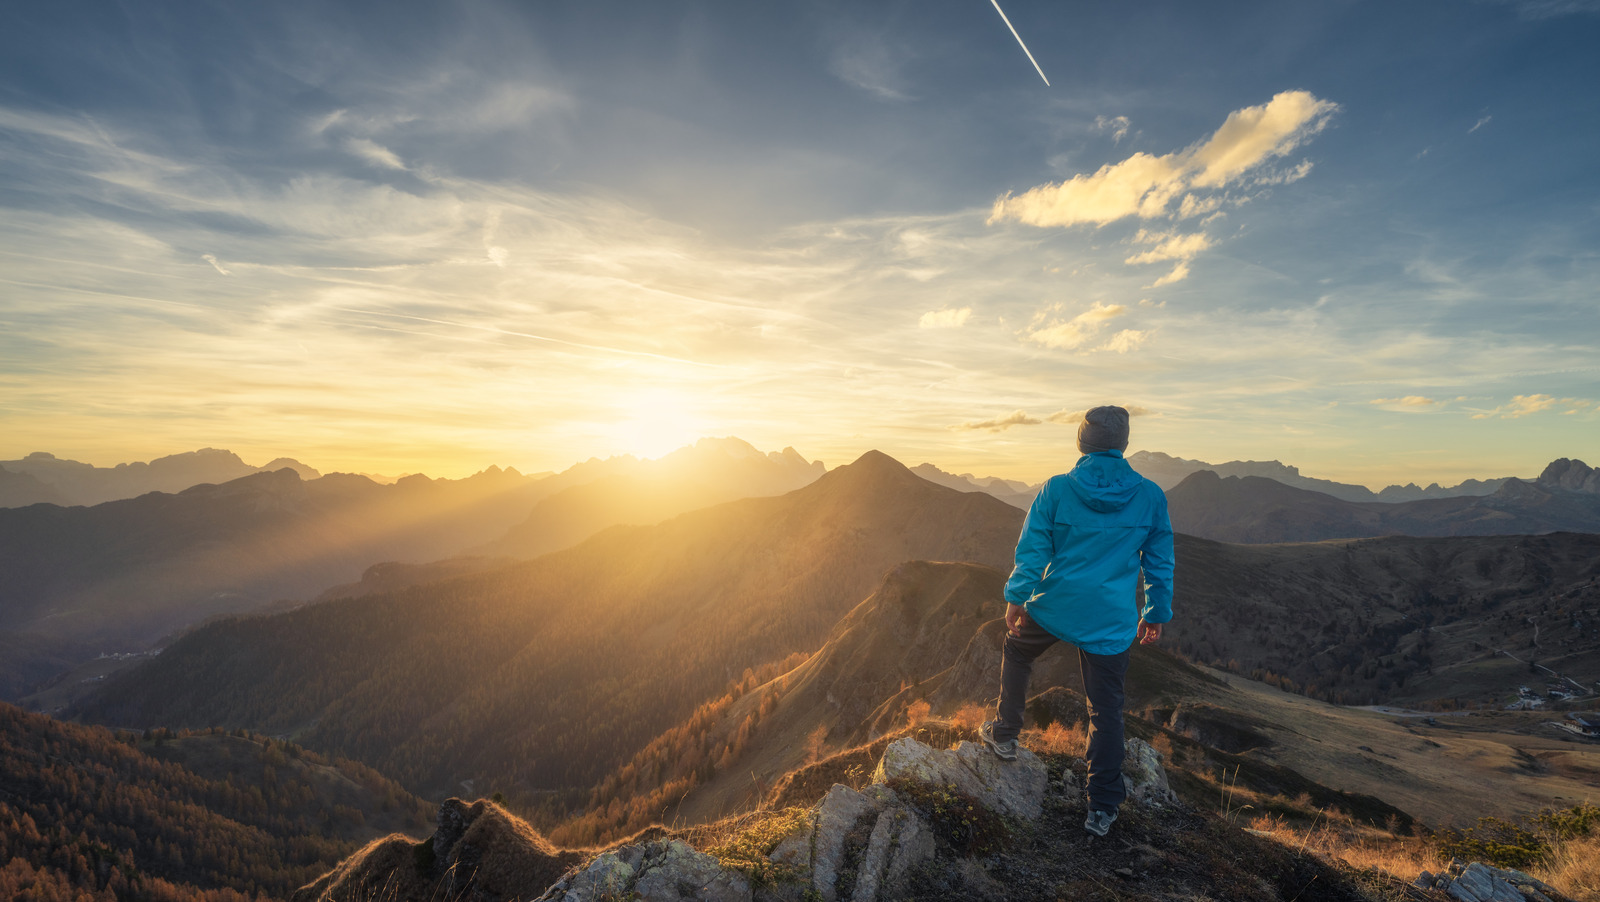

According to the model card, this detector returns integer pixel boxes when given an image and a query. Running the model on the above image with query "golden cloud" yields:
[950,410,1043,432]
[988,91,1338,228]
[919,307,973,329]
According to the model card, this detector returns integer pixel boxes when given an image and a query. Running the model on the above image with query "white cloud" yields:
[920,307,972,329]
[1124,231,1213,265]
[1370,395,1442,411]
[1187,93,1337,188]
[1045,404,1152,424]
[830,34,912,101]
[1471,393,1559,419]
[1101,329,1148,353]
[1484,0,1600,20]
[1094,115,1131,142]
[201,254,231,275]
[950,409,1042,432]
[1024,303,1149,352]
[1469,115,1493,133]
[1149,262,1190,287]
[1252,159,1314,186]
[1176,193,1223,219]
[345,138,406,170]
[1026,301,1126,350]
[989,91,1338,228]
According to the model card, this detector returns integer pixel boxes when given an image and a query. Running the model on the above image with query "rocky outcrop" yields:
[538,735,1164,902]
[303,736,1177,902]
[535,839,751,902]
[871,738,1049,822]
[1414,858,1570,902]
[1121,737,1179,808]
[294,798,584,902]
[767,783,934,902]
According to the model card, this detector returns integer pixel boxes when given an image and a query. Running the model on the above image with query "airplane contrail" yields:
[989,0,1050,87]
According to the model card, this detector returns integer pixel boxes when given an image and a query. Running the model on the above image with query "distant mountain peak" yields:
[1539,458,1598,494]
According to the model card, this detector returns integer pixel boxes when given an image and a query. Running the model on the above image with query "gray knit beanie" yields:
[1078,405,1130,454]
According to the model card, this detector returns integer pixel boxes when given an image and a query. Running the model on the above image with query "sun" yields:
[607,388,709,459]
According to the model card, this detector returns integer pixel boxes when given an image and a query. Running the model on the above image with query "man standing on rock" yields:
[980,405,1175,837]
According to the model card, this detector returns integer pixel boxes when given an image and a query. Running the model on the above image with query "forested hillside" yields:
[73,451,1024,807]
[0,702,432,901]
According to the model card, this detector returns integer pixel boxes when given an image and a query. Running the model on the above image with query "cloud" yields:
[1369,395,1442,411]
[1045,404,1153,424]
[1471,393,1558,419]
[920,307,972,329]
[345,138,406,170]
[201,254,231,275]
[830,33,912,101]
[1479,0,1600,19]
[1251,159,1314,186]
[1094,115,1131,142]
[989,91,1338,228]
[950,409,1042,432]
[1469,115,1493,133]
[1025,301,1127,350]
[1124,231,1213,265]
[1150,263,1190,287]
[1101,329,1149,353]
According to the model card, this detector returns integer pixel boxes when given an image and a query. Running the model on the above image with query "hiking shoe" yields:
[979,720,1018,761]
[1084,808,1118,837]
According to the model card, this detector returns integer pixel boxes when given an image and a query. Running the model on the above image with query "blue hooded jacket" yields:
[1004,450,1174,655]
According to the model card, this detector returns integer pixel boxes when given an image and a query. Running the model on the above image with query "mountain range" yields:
[0,448,321,508]
[1126,450,1516,503]
[71,451,1024,803]
[65,451,1600,822]
[0,438,825,705]
[12,441,1600,901]
[1167,457,1600,543]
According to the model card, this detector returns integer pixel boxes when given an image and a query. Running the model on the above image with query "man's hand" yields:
[1137,620,1162,645]
[1005,603,1027,638]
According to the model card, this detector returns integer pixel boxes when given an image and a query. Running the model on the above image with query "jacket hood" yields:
[1065,450,1143,512]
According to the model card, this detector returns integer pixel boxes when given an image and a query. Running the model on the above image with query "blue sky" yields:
[1,0,1596,486]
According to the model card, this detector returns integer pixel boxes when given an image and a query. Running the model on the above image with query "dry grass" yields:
[1019,720,1088,756]
[1241,810,1600,901]
[1540,834,1600,900]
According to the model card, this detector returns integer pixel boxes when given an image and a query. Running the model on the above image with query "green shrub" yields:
[1436,804,1600,871]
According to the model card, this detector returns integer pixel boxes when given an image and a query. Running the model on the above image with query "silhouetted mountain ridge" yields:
[71,450,1026,804]
[1127,450,1516,502]
[475,436,823,559]
[1166,457,1600,543]
[0,448,322,507]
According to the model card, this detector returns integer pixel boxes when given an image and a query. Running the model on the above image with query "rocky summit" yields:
[291,732,1569,902]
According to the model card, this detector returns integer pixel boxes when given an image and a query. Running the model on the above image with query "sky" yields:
[1,0,1596,487]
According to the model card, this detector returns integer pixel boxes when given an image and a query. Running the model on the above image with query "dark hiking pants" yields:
[993,614,1130,813]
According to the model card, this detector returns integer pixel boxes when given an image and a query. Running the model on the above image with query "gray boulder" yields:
[766,783,934,902]
[1419,859,1566,902]
[1121,737,1178,808]
[537,839,751,902]
[871,738,1049,821]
